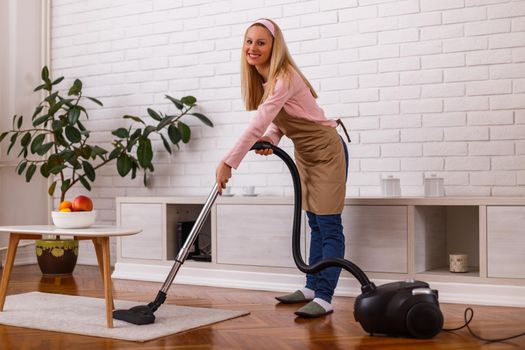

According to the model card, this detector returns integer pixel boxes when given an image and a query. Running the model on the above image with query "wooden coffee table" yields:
[0,225,140,328]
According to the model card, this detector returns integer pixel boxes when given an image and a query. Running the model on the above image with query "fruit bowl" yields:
[51,210,96,229]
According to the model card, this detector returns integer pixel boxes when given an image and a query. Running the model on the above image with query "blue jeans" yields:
[304,139,348,303]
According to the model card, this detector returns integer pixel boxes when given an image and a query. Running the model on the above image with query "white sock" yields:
[313,297,333,312]
[300,287,315,299]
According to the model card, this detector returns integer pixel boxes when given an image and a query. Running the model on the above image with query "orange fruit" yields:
[59,201,73,210]
[59,208,72,212]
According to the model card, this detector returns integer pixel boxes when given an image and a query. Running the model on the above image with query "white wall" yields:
[0,0,49,262]
[50,0,525,220]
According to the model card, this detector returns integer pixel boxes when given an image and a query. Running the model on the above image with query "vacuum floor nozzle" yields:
[113,305,156,325]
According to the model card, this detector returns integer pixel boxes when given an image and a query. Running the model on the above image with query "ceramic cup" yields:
[424,174,444,197]
[449,253,469,273]
[381,176,401,197]
[243,186,255,195]
[222,187,232,195]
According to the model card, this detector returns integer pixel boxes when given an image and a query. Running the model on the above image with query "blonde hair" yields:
[240,19,318,111]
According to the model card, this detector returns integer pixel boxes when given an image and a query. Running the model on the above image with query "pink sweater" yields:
[222,70,338,169]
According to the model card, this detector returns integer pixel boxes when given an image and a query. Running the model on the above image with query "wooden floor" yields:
[0,265,524,349]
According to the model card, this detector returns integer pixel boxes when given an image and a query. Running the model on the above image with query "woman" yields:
[216,19,350,318]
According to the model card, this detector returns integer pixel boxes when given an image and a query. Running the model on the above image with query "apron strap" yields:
[336,119,351,143]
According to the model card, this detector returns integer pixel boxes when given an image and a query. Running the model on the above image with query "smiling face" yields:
[244,25,273,68]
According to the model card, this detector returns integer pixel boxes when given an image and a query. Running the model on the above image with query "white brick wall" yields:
[50,0,525,217]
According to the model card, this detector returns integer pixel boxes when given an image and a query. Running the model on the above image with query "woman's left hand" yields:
[215,161,232,195]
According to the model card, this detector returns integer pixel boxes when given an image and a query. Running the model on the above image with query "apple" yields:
[71,195,93,211]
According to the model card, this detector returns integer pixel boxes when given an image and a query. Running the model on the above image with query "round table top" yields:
[0,225,141,237]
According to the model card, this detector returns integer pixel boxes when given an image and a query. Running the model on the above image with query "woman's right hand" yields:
[255,136,274,156]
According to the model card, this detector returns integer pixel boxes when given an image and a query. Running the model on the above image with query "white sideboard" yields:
[113,196,525,307]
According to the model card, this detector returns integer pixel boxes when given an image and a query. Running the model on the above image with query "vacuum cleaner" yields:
[113,142,444,339]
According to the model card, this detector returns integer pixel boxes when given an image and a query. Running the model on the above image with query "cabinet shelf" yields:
[116,196,525,307]
[418,266,480,278]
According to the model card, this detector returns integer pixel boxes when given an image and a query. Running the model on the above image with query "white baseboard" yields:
[112,262,525,307]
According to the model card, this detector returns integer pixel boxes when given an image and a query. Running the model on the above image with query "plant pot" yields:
[35,239,79,276]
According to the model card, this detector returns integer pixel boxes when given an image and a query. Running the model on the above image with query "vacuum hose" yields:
[251,142,376,293]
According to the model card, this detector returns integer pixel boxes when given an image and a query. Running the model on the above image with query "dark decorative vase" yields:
[35,239,79,276]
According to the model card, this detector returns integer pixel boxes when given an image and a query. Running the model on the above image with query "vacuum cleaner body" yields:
[354,280,443,339]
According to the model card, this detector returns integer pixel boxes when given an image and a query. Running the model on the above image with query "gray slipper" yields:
[275,290,313,304]
[294,301,333,318]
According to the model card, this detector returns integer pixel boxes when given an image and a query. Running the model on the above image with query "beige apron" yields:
[272,108,347,215]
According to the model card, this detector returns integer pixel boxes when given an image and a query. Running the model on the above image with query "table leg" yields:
[100,237,113,328]
[92,239,114,310]
[0,234,21,311]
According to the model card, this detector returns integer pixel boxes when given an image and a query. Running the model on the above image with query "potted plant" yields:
[0,66,213,275]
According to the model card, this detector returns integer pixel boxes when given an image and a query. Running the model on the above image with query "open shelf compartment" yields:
[166,204,212,263]
[414,205,479,277]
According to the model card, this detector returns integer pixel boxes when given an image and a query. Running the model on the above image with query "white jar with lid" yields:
[424,174,444,197]
[381,175,401,197]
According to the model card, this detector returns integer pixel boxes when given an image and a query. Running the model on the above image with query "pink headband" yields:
[252,18,275,37]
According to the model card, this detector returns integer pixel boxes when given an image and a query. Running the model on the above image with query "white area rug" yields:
[0,292,249,342]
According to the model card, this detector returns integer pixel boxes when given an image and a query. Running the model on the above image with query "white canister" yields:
[381,175,401,197]
[424,174,444,197]
[449,253,469,273]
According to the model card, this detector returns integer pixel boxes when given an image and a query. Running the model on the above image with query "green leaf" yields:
[137,137,153,168]
[117,154,132,176]
[143,125,157,138]
[25,163,37,182]
[52,76,64,85]
[61,179,70,194]
[17,161,27,175]
[80,145,92,159]
[51,119,63,131]
[41,66,49,82]
[178,121,191,143]
[40,163,49,177]
[123,115,146,125]
[147,108,162,121]
[34,83,46,92]
[48,180,57,196]
[68,106,81,125]
[79,176,91,191]
[167,125,181,144]
[109,148,121,160]
[157,114,176,130]
[68,79,82,96]
[112,128,129,138]
[91,145,108,160]
[87,96,103,106]
[37,142,54,156]
[20,132,31,147]
[17,115,23,129]
[160,134,172,154]
[0,131,8,144]
[44,91,59,103]
[165,95,184,110]
[30,134,46,153]
[7,133,18,155]
[82,161,96,181]
[181,96,197,106]
[33,114,50,127]
[191,112,213,127]
[32,105,44,120]
[65,126,81,143]
[77,120,87,131]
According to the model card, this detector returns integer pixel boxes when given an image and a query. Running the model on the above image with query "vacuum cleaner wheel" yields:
[405,302,444,339]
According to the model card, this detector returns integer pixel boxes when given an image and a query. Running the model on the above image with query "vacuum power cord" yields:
[443,307,525,343]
